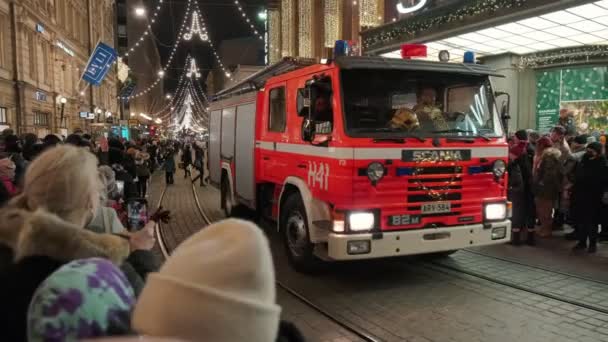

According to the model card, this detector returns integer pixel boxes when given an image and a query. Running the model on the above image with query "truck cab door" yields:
[259,83,287,184]
[297,75,336,194]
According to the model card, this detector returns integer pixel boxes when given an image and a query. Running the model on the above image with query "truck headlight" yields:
[493,160,506,178]
[367,162,385,182]
[349,212,375,231]
[485,203,507,221]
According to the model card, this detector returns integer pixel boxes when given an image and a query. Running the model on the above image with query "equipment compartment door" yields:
[209,110,222,185]
[235,103,256,203]
[221,106,236,161]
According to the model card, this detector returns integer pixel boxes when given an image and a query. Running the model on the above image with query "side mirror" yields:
[301,118,314,142]
[500,101,511,121]
[495,91,511,135]
[297,88,311,117]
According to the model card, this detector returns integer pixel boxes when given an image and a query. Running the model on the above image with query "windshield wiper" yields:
[432,128,491,141]
[360,127,427,142]
[373,138,405,144]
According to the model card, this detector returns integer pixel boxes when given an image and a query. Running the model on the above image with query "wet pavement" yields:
[150,172,608,342]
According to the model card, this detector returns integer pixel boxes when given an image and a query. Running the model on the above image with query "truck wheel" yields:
[222,177,234,217]
[281,194,322,273]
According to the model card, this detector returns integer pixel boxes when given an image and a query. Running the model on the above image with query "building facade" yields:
[116,0,164,120]
[267,0,405,63]
[0,0,119,137]
[361,0,608,133]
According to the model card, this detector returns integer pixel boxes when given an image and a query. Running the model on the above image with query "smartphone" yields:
[127,198,148,231]
[116,180,125,198]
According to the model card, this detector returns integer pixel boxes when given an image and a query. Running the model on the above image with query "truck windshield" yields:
[341,69,504,139]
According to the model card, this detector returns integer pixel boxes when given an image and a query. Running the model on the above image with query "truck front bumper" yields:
[327,220,511,260]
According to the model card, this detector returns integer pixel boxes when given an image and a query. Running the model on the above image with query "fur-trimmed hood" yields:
[541,147,562,160]
[0,208,130,265]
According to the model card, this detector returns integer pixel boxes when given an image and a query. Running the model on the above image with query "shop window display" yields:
[536,66,608,135]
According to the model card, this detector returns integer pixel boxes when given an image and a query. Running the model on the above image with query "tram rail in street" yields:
[428,255,608,316]
[155,178,383,342]
[155,173,608,341]
[461,248,608,287]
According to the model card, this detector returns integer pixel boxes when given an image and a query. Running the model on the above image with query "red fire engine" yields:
[209,52,512,271]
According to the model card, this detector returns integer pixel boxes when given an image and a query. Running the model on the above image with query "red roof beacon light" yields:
[401,44,427,59]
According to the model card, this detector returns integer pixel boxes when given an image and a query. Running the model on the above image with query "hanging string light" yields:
[117,0,194,100]
[233,0,263,41]
[151,59,191,118]
[183,11,209,41]
[187,58,202,78]
[120,0,166,60]
[192,79,210,107]
[192,0,234,80]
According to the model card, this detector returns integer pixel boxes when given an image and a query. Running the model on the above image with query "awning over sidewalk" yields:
[364,0,607,64]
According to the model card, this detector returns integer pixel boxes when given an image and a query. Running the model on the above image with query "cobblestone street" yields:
[149,174,608,342]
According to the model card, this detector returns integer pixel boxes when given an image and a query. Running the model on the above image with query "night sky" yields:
[153,0,267,93]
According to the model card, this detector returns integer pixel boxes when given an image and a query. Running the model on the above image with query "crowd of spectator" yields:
[0,128,304,342]
[508,126,608,253]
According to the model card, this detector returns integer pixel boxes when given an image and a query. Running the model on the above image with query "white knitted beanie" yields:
[132,219,281,342]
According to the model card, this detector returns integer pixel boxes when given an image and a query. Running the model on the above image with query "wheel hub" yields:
[286,212,307,257]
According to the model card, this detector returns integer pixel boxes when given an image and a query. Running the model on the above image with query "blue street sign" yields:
[82,42,118,86]
[119,81,137,99]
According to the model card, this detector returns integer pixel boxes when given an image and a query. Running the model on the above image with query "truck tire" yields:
[281,194,322,273]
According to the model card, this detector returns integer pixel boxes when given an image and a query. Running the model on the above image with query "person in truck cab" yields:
[311,92,333,135]
[395,86,450,131]
[313,95,332,122]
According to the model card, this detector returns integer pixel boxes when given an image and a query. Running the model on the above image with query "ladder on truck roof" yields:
[213,57,316,101]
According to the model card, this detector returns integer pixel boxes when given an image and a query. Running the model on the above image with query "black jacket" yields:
[571,154,608,224]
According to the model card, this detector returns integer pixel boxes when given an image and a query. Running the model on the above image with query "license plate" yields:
[388,214,420,226]
[421,202,451,214]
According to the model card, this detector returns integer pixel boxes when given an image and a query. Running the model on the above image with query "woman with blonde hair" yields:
[0,145,164,340]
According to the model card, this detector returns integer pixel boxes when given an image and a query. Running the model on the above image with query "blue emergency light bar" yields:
[334,40,352,57]
[463,51,476,64]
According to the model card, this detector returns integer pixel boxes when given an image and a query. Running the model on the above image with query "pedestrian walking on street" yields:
[163,150,176,185]
[533,136,563,238]
[135,151,151,198]
[181,144,193,179]
[191,141,207,186]
[509,130,535,245]
[571,142,608,253]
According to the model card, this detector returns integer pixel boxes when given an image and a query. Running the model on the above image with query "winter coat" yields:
[0,208,134,341]
[533,148,564,201]
[508,159,527,228]
[9,153,25,187]
[0,181,10,207]
[0,176,16,196]
[122,155,137,179]
[163,155,176,173]
[181,148,192,165]
[136,160,151,178]
[571,154,608,224]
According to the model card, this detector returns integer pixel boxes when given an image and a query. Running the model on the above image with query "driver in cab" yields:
[312,93,333,135]
[390,86,449,131]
